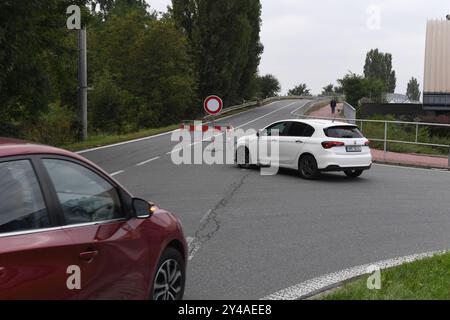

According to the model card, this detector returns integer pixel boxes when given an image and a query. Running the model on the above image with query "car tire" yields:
[298,154,320,180]
[236,147,252,169]
[151,247,185,301]
[344,170,363,178]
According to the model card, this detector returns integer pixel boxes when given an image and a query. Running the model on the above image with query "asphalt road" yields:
[82,99,450,300]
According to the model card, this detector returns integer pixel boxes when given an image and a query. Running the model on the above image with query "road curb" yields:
[304,250,448,300]
[261,250,447,300]
[373,160,449,171]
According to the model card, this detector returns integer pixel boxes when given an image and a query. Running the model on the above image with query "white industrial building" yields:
[423,18,450,111]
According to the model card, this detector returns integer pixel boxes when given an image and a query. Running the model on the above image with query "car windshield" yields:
[324,126,364,139]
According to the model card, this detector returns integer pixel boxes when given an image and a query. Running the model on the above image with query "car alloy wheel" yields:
[299,155,319,180]
[152,250,184,300]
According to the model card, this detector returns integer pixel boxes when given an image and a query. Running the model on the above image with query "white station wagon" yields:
[236,119,372,179]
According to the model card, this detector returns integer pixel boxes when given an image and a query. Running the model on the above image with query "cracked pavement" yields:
[190,173,250,259]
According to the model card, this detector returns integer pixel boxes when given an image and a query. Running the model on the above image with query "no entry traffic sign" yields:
[204,95,223,116]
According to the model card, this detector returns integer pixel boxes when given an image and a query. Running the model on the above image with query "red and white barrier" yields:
[180,123,234,132]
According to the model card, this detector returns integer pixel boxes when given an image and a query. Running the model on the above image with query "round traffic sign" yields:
[204,95,223,115]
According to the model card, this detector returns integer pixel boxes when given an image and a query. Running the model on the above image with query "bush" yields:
[338,73,385,107]
[419,114,450,138]
[23,104,77,146]
[89,71,144,135]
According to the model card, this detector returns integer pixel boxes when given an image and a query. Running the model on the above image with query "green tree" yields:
[0,0,87,137]
[171,0,263,105]
[0,0,199,142]
[338,72,384,107]
[89,70,140,134]
[334,85,344,94]
[256,74,281,99]
[89,3,197,129]
[406,77,421,101]
[288,84,311,96]
[364,49,397,93]
[322,84,334,96]
[89,0,148,18]
[236,0,264,101]
[127,18,197,125]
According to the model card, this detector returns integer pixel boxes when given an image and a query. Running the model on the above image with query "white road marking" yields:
[76,101,288,155]
[235,101,302,129]
[110,170,125,177]
[260,250,446,300]
[167,148,182,155]
[373,163,449,173]
[77,130,180,154]
[136,156,160,167]
[187,236,202,261]
[200,209,213,224]
[167,100,305,158]
[167,101,303,156]
[210,100,282,122]
[290,102,311,116]
[185,210,213,261]
[186,237,194,247]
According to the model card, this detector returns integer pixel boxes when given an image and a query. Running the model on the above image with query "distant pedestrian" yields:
[330,99,337,114]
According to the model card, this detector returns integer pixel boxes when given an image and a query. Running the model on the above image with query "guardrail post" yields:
[384,122,388,160]
[415,123,419,143]
[448,147,450,168]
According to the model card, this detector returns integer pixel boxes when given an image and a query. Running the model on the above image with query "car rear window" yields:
[324,126,363,138]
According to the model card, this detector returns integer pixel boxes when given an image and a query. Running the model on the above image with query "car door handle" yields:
[79,249,99,262]
[295,140,304,144]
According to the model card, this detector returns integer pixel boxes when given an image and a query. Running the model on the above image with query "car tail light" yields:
[364,140,370,146]
[322,141,345,149]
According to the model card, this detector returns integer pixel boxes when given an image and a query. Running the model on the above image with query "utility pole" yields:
[67,5,88,141]
[78,27,88,141]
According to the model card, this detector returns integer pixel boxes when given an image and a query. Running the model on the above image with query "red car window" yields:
[0,160,50,234]
[42,159,124,225]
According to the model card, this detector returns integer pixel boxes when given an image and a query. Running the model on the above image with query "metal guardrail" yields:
[203,96,315,121]
[342,102,356,124]
[292,109,450,168]
[196,96,328,129]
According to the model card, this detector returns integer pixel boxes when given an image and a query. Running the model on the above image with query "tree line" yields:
[255,48,421,106]
[1,1,424,146]
[0,0,269,145]
[338,49,421,107]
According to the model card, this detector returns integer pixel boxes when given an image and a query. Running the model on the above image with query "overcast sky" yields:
[147,0,449,96]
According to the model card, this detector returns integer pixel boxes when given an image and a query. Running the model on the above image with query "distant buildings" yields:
[423,18,450,111]
[385,93,419,104]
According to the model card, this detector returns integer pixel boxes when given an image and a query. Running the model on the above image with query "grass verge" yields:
[322,252,450,300]
[64,124,179,152]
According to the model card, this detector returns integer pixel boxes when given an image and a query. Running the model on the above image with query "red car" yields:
[0,138,187,300]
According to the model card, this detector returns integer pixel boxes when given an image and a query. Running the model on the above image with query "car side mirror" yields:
[132,198,155,219]
[256,131,260,137]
